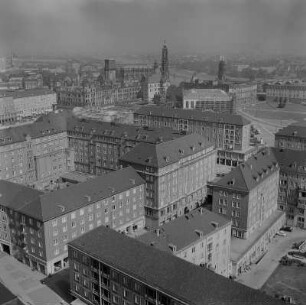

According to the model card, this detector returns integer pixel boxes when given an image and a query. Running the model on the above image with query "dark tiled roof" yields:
[11,88,55,99]
[0,167,144,222]
[138,208,230,253]
[69,226,283,305]
[210,148,279,192]
[120,133,213,168]
[67,117,182,144]
[275,124,306,139]
[0,119,66,146]
[135,105,251,126]
[271,148,306,170]
[0,282,18,305]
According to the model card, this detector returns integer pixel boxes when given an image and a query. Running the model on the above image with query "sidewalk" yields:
[236,228,306,289]
[0,254,69,305]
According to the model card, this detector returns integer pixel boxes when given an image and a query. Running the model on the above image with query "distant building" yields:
[116,63,154,84]
[183,88,234,113]
[138,208,231,277]
[134,106,251,151]
[68,225,283,305]
[67,117,183,175]
[209,148,285,277]
[266,82,306,104]
[0,167,145,274]
[23,74,44,90]
[119,134,217,228]
[0,119,74,189]
[0,94,17,125]
[275,124,306,151]
[272,148,306,229]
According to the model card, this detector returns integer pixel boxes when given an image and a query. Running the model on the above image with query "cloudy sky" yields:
[0,0,305,57]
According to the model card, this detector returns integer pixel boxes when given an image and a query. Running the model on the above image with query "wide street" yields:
[0,252,69,305]
[236,228,306,290]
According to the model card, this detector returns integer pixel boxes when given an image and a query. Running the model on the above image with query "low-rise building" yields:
[134,106,251,151]
[275,124,306,151]
[0,167,145,274]
[183,89,234,114]
[119,134,217,228]
[272,148,306,229]
[68,225,283,305]
[138,208,231,277]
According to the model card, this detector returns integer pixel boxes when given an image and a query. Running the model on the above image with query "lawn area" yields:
[261,265,306,305]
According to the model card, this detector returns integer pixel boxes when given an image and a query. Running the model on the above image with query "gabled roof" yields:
[211,148,279,192]
[183,89,232,101]
[119,133,213,168]
[271,148,306,171]
[275,124,306,139]
[69,226,283,305]
[0,167,144,222]
[135,105,250,126]
[138,208,230,253]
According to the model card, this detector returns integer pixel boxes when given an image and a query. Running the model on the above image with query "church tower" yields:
[160,41,169,81]
[218,56,226,82]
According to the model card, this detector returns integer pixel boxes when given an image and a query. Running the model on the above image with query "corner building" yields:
[68,225,284,305]
[0,167,145,274]
[119,134,216,228]
[275,124,306,151]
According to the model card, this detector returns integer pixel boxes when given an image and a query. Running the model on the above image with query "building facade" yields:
[68,225,283,305]
[0,94,17,125]
[138,208,231,277]
[210,149,280,239]
[134,106,251,151]
[119,134,217,228]
[0,119,74,189]
[183,89,234,114]
[67,117,182,175]
[275,124,306,151]
[0,167,145,274]
[141,74,170,103]
[272,148,306,229]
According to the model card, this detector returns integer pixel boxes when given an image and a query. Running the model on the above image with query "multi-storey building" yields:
[0,94,17,125]
[210,149,281,239]
[272,148,306,229]
[209,148,285,276]
[266,82,306,104]
[67,117,182,175]
[0,119,74,189]
[12,88,57,119]
[275,124,306,151]
[134,106,251,151]
[119,134,217,228]
[183,89,234,114]
[0,167,145,274]
[68,225,283,305]
[23,74,44,90]
[138,208,231,277]
[116,63,154,84]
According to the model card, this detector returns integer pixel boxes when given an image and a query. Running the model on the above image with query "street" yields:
[236,228,306,289]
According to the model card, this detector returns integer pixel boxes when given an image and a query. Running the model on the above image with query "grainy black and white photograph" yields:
[0,0,306,304]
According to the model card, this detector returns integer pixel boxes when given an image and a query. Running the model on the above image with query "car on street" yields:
[281,226,293,232]
[276,231,287,237]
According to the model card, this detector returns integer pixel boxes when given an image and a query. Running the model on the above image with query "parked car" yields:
[281,226,293,232]
[276,231,286,237]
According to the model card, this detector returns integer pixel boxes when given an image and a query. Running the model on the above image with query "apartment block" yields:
[119,134,217,228]
[67,117,182,175]
[0,167,145,274]
[275,124,306,151]
[68,225,283,305]
[138,208,231,277]
[134,106,251,151]
[272,148,306,229]
[0,119,74,189]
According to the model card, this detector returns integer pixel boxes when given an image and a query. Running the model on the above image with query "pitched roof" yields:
[11,88,55,99]
[67,117,182,144]
[119,133,213,168]
[275,124,306,139]
[69,226,283,305]
[135,105,250,126]
[183,89,232,101]
[138,208,230,253]
[0,282,19,305]
[271,147,306,171]
[210,148,279,192]
[0,167,144,222]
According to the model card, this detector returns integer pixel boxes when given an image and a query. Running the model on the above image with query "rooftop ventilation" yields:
[130,179,136,185]
[84,195,91,202]
[211,221,219,228]
[199,207,204,214]
[228,179,235,186]
[57,204,66,213]
[108,187,115,193]
[168,243,177,252]
[164,156,170,162]
[155,228,161,237]
[195,229,203,237]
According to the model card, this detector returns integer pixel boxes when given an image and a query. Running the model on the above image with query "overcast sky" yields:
[0,0,306,57]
